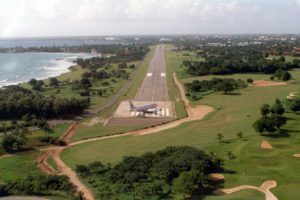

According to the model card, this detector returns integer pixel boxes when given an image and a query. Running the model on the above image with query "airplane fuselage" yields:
[130,104,158,112]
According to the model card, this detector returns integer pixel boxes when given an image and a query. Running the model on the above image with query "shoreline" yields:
[0,52,95,88]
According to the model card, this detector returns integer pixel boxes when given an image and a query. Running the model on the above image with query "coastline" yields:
[0,52,93,88]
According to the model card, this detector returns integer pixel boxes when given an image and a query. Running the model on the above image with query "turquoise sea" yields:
[0,52,86,87]
[0,36,126,87]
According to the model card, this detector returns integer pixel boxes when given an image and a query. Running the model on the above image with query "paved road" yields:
[135,45,169,101]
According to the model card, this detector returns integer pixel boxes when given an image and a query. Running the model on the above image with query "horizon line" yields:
[1,33,300,39]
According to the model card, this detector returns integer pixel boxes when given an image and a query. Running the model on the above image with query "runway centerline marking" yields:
[151,57,160,101]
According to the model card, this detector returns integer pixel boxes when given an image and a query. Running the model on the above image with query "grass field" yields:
[0,151,42,182]
[71,123,143,141]
[61,47,300,200]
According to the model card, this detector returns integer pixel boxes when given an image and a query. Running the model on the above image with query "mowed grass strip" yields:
[165,46,187,118]
[62,69,300,199]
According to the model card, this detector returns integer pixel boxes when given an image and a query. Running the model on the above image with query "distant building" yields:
[159,38,173,42]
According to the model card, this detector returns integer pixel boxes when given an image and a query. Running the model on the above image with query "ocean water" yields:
[0,37,125,48]
[0,37,126,87]
[0,52,88,87]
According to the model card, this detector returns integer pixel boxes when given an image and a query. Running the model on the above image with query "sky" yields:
[0,0,300,38]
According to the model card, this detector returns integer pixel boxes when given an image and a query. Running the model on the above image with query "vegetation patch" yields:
[75,146,224,199]
[185,78,248,100]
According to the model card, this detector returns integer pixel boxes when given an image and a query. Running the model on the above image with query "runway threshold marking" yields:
[166,108,169,116]
[130,108,171,117]
[161,73,166,77]
[147,73,152,77]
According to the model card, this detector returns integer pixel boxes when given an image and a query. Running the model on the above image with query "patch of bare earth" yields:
[253,80,287,87]
[293,154,300,158]
[0,154,14,159]
[261,140,273,149]
[214,180,278,200]
[208,173,225,181]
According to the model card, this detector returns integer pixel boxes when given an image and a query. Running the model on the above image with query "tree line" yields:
[0,86,89,120]
[76,45,148,70]
[182,47,300,76]
[0,174,81,199]
[75,146,224,199]
[185,78,248,100]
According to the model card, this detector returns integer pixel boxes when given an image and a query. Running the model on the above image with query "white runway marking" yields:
[161,108,165,116]
[130,108,171,117]
[161,73,166,77]
[166,108,169,116]
[147,73,152,77]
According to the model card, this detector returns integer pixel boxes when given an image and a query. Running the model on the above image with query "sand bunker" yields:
[214,180,278,200]
[253,80,287,87]
[293,154,300,158]
[208,173,225,181]
[261,140,273,149]
[287,92,299,100]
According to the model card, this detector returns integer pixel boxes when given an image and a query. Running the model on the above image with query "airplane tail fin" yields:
[129,100,135,111]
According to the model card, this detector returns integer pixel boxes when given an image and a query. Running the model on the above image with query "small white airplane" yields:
[129,100,159,114]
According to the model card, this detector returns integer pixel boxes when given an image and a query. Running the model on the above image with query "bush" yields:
[76,146,224,199]
[1,135,26,153]
[290,98,300,112]
[246,78,253,83]
[39,136,65,146]
[80,90,90,96]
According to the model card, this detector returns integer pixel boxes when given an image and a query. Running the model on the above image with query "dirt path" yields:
[37,72,213,200]
[214,180,278,200]
[52,148,94,200]
[36,150,56,175]
[59,121,79,144]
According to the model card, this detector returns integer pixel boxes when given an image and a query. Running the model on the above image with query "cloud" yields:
[75,0,240,22]
[0,0,299,37]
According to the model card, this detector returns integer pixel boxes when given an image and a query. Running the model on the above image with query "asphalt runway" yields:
[135,45,169,101]
[109,45,174,126]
